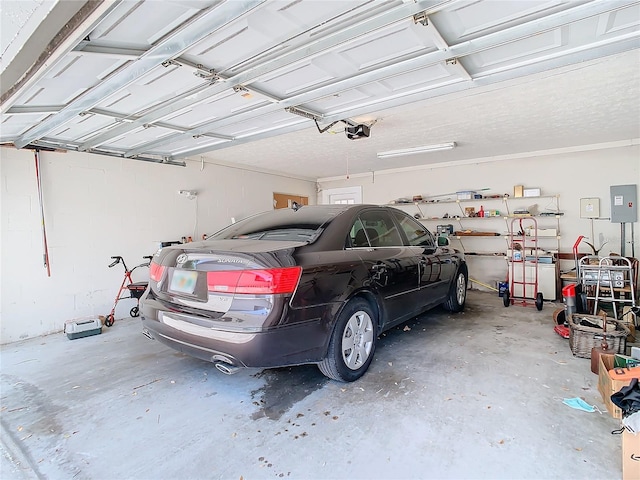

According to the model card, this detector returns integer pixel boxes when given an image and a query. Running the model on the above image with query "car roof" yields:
[209,204,407,249]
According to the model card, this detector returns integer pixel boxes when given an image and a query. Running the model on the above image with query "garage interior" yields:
[1,0,639,478]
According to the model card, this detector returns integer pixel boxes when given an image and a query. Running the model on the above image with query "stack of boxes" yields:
[598,352,640,479]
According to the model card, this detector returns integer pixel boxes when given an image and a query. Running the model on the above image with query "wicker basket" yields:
[568,313,629,359]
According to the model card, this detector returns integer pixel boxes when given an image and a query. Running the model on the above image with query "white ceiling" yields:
[1,0,639,181]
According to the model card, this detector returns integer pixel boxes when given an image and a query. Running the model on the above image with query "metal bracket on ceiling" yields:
[162,59,181,68]
[232,85,252,98]
[444,57,472,81]
[194,64,220,82]
[413,12,428,26]
[284,106,322,121]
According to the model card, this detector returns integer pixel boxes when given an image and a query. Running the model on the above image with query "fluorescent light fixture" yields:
[377,142,456,159]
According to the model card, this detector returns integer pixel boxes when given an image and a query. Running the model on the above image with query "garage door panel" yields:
[106,126,177,150]
[205,91,272,117]
[305,88,371,112]
[306,63,456,113]
[258,62,337,97]
[14,55,127,106]
[466,12,640,76]
[336,25,434,71]
[96,65,205,114]
[88,0,210,46]
[189,0,373,74]
[432,0,567,41]
[162,105,220,129]
[597,7,640,36]
[465,29,564,73]
[1,114,52,139]
[167,93,273,129]
[213,110,303,138]
[379,63,456,92]
[148,135,229,156]
[257,21,438,98]
[52,115,116,142]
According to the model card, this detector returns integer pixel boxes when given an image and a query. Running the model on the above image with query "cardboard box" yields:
[622,429,640,480]
[523,187,541,197]
[514,185,524,197]
[456,191,476,200]
[598,353,633,418]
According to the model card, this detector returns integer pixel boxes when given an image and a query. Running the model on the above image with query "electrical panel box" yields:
[610,185,637,223]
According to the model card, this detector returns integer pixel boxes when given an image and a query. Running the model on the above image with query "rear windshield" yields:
[209,206,347,242]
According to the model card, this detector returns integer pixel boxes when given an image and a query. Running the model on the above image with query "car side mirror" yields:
[437,235,450,247]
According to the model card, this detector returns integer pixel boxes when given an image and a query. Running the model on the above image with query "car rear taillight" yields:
[207,267,302,295]
[149,261,166,282]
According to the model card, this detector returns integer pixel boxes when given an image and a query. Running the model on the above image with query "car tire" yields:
[443,265,467,313]
[318,298,377,382]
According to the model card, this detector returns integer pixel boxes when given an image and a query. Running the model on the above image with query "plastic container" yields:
[64,316,102,340]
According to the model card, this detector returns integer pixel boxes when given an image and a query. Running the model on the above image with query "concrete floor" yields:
[0,291,623,479]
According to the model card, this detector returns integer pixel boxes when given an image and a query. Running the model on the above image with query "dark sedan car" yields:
[140,204,467,382]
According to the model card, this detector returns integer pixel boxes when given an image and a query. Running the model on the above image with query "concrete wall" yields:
[0,148,316,343]
[318,143,640,297]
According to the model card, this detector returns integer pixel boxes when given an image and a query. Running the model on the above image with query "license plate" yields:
[170,269,198,295]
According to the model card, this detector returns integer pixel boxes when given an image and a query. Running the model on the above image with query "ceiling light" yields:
[377,142,456,159]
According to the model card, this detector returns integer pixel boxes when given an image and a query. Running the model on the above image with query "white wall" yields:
[0,148,316,343]
[318,143,640,296]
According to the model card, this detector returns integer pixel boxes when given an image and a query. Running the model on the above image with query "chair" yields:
[365,228,380,247]
[353,229,368,247]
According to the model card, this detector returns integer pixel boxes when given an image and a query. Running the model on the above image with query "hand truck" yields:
[104,255,152,327]
[503,217,544,310]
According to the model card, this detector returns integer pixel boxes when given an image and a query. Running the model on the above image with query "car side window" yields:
[392,210,435,248]
[348,218,368,247]
[357,210,403,247]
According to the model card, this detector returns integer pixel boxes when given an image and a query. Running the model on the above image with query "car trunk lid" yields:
[149,240,304,313]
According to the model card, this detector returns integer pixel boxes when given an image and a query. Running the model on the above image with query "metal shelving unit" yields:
[389,194,562,258]
[388,193,563,300]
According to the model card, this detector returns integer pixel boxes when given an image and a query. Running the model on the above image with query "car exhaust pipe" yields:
[214,362,240,375]
[142,328,155,340]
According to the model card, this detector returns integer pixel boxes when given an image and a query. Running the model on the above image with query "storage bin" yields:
[456,191,476,200]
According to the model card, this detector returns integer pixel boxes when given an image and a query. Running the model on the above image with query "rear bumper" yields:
[140,297,335,369]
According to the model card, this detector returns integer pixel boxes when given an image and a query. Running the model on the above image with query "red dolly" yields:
[503,217,544,311]
[104,255,152,327]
